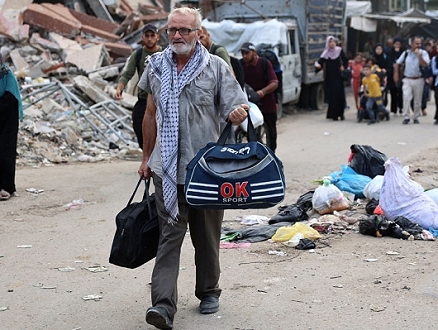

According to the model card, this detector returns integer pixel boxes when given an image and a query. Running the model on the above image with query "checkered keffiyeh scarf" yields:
[148,42,209,224]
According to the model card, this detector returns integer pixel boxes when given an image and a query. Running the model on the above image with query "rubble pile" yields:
[0,0,171,166]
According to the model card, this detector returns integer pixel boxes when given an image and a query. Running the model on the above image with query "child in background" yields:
[366,57,387,92]
[361,64,390,125]
[350,53,364,110]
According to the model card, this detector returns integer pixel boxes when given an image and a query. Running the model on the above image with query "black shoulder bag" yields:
[109,178,159,269]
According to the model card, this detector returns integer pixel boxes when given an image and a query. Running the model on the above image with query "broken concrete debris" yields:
[0,0,171,165]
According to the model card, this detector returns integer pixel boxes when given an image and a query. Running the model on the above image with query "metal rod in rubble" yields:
[20,82,59,110]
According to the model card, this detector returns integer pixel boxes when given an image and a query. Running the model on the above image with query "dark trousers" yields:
[132,97,147,148]
[0,91,19,194]
[262,112,277,152]
[389,85,403,114]
[151,173,224,320]
[422,82,430,110]
[434,85,438,120]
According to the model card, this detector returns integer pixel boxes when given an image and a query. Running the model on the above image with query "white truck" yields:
[202,0,346,115]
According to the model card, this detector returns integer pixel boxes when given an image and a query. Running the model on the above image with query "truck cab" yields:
[202,0,345,114]
[202,18,305,117]
[280,21,301,109]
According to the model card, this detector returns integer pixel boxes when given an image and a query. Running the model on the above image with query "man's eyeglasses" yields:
[166,28,199,36]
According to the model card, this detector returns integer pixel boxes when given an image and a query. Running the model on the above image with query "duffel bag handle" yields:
[127,178,153,220]
[217,111,257,145]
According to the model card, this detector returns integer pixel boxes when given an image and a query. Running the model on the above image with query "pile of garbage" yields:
[0,0,171,165]
[221,144,438,250]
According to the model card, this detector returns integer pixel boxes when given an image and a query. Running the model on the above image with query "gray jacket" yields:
[138,53,248,184]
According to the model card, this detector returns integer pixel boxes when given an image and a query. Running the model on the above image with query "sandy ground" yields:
[1,89,438,330]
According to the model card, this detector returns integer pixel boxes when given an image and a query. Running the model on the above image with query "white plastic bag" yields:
[379,157,438,229]
[312,178,350,215]
[425,188,438,206]
[363,175,384,200]
[239,102,264,132]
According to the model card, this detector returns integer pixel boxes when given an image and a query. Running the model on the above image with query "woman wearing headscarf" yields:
[372,43,388,71]
[385,37,404,115]
[372,43,389,106]
[0,53,23,200]
[316,36,348,121]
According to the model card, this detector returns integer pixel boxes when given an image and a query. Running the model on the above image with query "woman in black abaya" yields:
[0,53,22,200]
[316,36,348,121]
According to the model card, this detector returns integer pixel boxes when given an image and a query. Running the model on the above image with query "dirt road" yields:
[1,90,438,329]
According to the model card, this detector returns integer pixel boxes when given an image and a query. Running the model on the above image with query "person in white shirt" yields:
[394,36,430,124]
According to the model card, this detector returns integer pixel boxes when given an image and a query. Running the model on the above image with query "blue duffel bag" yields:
[185,113,286,209]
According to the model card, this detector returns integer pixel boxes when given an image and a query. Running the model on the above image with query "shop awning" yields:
[362,13,431,26]
[346,2,431,32]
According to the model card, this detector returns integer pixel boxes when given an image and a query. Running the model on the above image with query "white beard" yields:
[171,38,196,55]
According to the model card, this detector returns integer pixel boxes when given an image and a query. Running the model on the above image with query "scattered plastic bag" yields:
[363,175,384,200]
[380,157,438,230]
[329,165,371,199]
[374,204,383,215]
[26,187,44,194]
[425,188,438,206]
[271,222,321,242]
[427,227,438,237]
[348,144,387,178]
[295,191,314,211]
[240,215,269,225]
[365,198,379,215]
[358,215,409,239]
[312,178,350,215]
[268,204,308,224]
[364,167,409,201]
[268,250,287,256]
[283,233,305,247]
[295,238,316,250]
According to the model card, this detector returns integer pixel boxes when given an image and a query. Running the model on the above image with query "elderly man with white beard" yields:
[136,7,249,330]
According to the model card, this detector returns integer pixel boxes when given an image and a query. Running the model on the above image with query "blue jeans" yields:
[366,96,387,121]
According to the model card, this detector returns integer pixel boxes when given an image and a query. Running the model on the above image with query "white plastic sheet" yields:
[380,157,438,230]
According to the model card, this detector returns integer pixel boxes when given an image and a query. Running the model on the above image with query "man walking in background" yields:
[198,26,232,67]
[394,36,430,124]
[241,42,278,152]
[114,24,162,147]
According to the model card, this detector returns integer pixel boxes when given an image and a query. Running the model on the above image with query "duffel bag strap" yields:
[127,177,143,206]
[217,111,257,145]
[143,180,153,220]
[128,178,152,218]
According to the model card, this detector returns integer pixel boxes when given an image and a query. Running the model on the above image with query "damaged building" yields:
[0,0,180,165]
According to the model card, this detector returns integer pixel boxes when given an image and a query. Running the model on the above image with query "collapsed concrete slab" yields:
[22,3,81,38]
[30,33,61,52]
[68,8,120,40]
[73,75,112,103]
[0,9,29,42]
[49,33,83,58]
[65,44,111,72]
[9,48,29,72]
